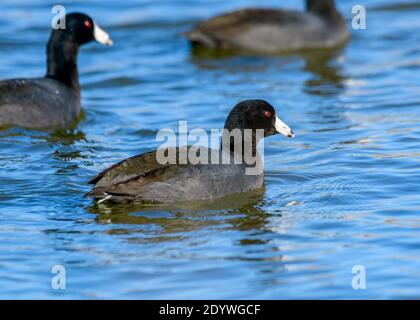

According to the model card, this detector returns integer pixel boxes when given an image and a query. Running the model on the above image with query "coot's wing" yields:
[0,78,79,128]
[88,150,164,186]
[86,147,195,202]
[186,8,305,47]
[0,80,37,126]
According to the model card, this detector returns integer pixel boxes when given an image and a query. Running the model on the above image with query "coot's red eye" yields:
[264,111,272,118]
[84,20,92,29]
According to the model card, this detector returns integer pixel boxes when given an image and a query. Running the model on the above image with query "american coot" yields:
[85,99,295,204]
[0,13,112,129]
[186,0,349,53]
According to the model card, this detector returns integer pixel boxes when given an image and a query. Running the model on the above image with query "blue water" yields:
[0,0,419,299]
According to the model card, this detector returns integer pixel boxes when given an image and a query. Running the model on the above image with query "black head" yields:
[224,99,294,138]
[52,12,113,46]
[46,13,112,89]
[306,0,338,16]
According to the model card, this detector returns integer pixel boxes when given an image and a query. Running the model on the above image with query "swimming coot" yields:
[186,0,348,53]
[85,99,295,204]
[0,13,112,129]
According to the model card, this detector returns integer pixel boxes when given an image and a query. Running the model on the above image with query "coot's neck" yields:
[306,0,342,21]
[221,129,261,158]
[46,31,80,92]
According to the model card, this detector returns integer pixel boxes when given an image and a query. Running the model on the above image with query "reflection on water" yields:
[191,44,348,98]
[302,47,348,96]
[1,0,420,299]
[88,189,268,236]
